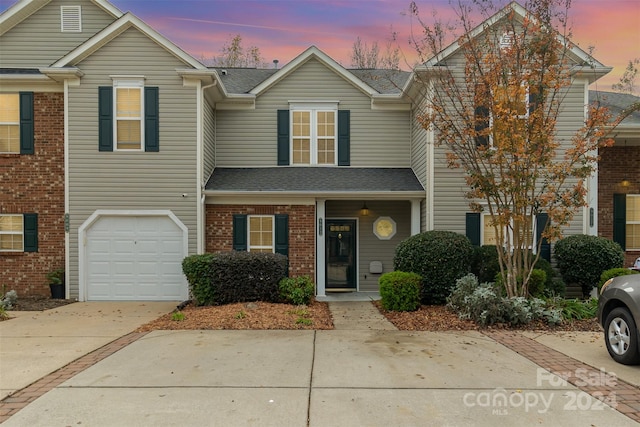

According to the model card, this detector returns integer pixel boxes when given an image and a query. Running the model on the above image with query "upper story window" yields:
[0,94,19,153]
[61,6,82,32]
[290,103,337,165]
[114,81,144,151]
[98,81,159,153]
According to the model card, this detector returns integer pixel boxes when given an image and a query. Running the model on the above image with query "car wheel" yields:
[604,307,640,365]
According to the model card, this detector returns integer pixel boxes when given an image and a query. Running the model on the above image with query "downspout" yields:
[64,79,70,299]
[197,79,217,254]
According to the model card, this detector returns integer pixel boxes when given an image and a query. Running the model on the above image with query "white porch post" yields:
[316,199,326,296]
[411,199,421,236]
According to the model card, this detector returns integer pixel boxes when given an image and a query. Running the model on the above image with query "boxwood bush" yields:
[554,235,624,297]
[471,245,501,284]
[279,276,315,305]
[598,268,640,291]
[394,230,473,305]
[182,252,288,305]
[378,271,422,312]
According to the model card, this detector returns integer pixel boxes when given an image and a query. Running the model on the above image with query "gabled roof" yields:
[50,12,207,70]
[591,91,640,128]
[418,1,610,82]
[250,46,379,97]
[0,0,122,36]
[205,167,425,195]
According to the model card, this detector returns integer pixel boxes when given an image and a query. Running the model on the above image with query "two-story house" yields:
[2,0,630,302]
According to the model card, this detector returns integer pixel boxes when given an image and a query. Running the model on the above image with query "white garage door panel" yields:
[86,215,187,301]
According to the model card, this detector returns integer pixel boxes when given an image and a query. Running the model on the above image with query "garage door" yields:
[86,215,187,301]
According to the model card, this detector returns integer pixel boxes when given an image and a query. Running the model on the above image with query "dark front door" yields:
[326,220,356,291]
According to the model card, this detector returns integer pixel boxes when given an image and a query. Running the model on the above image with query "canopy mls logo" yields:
[462,368,618,416]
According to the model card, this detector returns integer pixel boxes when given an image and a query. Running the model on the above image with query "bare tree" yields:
[201,34,267,68]
[612,58,639,94]
[350,36,400,69]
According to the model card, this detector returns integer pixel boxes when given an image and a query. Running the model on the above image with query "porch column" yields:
[411,199,421,236]
[316,199,326,296]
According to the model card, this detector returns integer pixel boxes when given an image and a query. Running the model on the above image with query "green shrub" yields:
[598,268,640,291]
[527,269,547,298]
[182,253,217,305]
[378,271,422,312]
[394,231,473,305]
[554,235,624,297]
[279,276,315,305]
[544,297,598,321]
[546,277,567,298]
[471,245,501,283]
[447,274,562,326]
[210,251,288,305]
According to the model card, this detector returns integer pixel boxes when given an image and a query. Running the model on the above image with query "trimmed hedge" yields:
[471,245,501,284]
[379,271,422,312]
[182,252,288,305]
[554,235,624,296]
[279,276,315,305]
[394,230,473,305]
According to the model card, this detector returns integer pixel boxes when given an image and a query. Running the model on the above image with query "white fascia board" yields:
[51,13,206,70]
[40,67,84,82]
[371,94,410,111]
[250,46,377,97]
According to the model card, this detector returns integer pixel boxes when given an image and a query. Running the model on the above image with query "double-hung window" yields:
[290,103,337,165]
[0,94,20,153]
[98,80,159,152]
[0,214,37,252]
[248,215,274,253]
[626,195,640,251]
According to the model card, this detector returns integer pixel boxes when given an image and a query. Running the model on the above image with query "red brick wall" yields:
[598,145,640,267]
[0,92,65,297]
[206,204,316,278]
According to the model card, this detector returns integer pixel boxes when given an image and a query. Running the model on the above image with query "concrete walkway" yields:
[2,301,640,426]
[328,301,397,330]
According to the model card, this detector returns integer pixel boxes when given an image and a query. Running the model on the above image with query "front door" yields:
[326,220,357,291]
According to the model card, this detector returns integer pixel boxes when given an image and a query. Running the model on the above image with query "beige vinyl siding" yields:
[0,0,116,68]
[67,28,199,298]
[216,58,412,167]
[326,200,411,292]
[411,109,428,187]
[203,99,215,180]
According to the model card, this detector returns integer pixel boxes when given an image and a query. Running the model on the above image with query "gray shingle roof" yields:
[0,68,41,74]
[590,90,640,127]
[211,67,410,95]
[205,167,424,193]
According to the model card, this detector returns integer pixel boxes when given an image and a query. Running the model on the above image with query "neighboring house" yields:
[595,91,640,267]
[0,0,627,301]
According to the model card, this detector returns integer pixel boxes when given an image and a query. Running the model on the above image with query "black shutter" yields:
[466,213,481,246]
[474,105,490,147]
[98,87,113,151]
[274,214,289,257]
[144,87,159,152]
[277,110,289,165]
[19,92,34,154]
[536,213,550,262]
[337,110,350,166]
[232,214,247,251]
[613,194,626,250]
[23,213,38,252]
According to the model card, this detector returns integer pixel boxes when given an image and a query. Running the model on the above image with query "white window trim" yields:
[112,79,144,152]
[481,212,539,253]
[0,93,20,154]
[60,5,82,33]
[247,215,275,253]
[289,102,338,166]
[0,214,24,252]
[627,194,640,251]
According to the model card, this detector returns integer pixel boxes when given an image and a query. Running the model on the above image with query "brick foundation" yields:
[598,145,640,267]
[206,204,316,278]
[0,92,65,297]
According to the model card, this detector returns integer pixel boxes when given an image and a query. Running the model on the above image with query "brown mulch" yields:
[373,301,602,332]
[135,301,334,332]
[10,297,75,311]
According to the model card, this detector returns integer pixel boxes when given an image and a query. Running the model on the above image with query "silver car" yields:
[598,273,640,365]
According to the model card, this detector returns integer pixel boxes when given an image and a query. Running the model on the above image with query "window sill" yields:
[0,154,21,158]
[0,251,26,257]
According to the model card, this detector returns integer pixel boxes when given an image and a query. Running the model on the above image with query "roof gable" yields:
[0,0,122,36]
[50,12,206,70]
[250,46,378,97]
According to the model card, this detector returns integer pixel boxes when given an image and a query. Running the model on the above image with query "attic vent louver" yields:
[61,6,82,32]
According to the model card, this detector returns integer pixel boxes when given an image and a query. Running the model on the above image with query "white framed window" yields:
[627,195,640,251]
[60,6,82,32]
[0,94,20,154]
[113,80,144,151]
[248,215,274,253]
[0,215,24,252]
[481,212,536,251]
[290,103,337,165]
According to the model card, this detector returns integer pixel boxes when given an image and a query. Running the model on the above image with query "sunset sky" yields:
[1,0,639,90]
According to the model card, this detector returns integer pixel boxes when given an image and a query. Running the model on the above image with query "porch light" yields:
[360,202,369,216]
[621,178,631,187]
